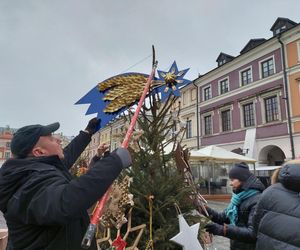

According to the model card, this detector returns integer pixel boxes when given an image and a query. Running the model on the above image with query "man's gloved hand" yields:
[205,222,224,236]
[85,118,100,135]
[115,148,132,169]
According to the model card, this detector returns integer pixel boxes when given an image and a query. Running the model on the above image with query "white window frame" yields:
[202,111,214,136]
[259,90,282,124]
[186,118,192,139]
[218,105,233,132]
[218,77,230,95]
[202,84,212,101]
[239,66,253,87]
[259,55,276,79]
[238,97,257,129]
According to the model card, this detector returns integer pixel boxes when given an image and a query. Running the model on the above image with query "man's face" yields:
[32,135,64,159]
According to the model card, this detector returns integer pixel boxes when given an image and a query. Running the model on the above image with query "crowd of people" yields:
[0,118,299,249]
[205,160,300,250]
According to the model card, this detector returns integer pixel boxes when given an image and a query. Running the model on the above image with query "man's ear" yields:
[31,147,46,157]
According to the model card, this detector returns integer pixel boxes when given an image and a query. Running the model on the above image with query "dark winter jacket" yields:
[253,164,300,250]
[208,175,265,250]
[0,131,125,250]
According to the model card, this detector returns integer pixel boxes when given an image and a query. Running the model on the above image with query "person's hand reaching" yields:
[97,143,109,157]
[84,118,100,135]
[205,222,224,236]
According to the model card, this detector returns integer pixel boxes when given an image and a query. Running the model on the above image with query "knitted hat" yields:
[229,162,252,181]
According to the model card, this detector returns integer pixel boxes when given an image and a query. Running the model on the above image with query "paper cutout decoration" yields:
[156,61,190,102]
[75,61,191,128]
[170,214,203,250]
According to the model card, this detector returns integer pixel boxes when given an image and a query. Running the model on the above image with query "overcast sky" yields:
[1,0,299,136]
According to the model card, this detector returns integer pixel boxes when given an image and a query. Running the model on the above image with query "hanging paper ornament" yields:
[170,214,203,250]
[111,235,126,250]
[156,61,190,102]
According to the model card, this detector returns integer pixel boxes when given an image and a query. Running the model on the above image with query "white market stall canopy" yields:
[249,165,281,171]
[190,145,256,163]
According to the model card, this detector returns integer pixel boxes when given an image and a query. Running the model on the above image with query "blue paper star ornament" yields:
[157,61,190,102]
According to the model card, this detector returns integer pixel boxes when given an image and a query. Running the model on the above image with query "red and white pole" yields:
[81,55,157,249]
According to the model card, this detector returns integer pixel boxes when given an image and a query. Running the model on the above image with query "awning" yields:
[190,145,256,163]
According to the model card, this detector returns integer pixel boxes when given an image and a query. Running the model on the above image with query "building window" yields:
[243,103,255,127]
[265,96,278,122]
[186,119,192,139]
[261,58,274,78]
[219,79,229,94]
[219,59,226,66]
[275,25,286,35]
[204,115,212,135]
[6,142,11,148]
[203,86,211,101]
[221,110,231,132]
[5,152,10,159]
[241,68,252,85]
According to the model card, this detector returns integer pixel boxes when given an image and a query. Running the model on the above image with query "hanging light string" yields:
[121,54,172,74]
[121,54,152,73]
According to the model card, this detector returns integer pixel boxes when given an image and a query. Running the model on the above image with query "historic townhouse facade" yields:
[191,17,300,165]
[285,26,300,157]
[0,128,13,167]
[87,17,300,167]
[172,84,199,149]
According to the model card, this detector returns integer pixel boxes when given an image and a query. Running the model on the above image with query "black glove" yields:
[205,222,224,236]
[85,118,100,135]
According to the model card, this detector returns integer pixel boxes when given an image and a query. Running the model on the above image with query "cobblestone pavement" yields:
[206,200,230,250]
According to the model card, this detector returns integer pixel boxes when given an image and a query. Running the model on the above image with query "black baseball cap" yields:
[11,122,60,158]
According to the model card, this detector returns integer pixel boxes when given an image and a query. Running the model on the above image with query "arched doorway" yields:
[259,145,286,166]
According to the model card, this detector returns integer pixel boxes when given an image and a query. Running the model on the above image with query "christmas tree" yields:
[123,93,207,250]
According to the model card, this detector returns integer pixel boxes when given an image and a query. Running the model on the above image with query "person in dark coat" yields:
[253,160,300,250]
[205,162,265,250]
[0,118,132,250]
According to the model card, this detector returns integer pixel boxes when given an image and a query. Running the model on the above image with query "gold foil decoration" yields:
[98,74,148,113]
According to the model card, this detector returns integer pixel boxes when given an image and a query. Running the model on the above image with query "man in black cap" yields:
[204,162,265,250]
[0,118,132,250]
